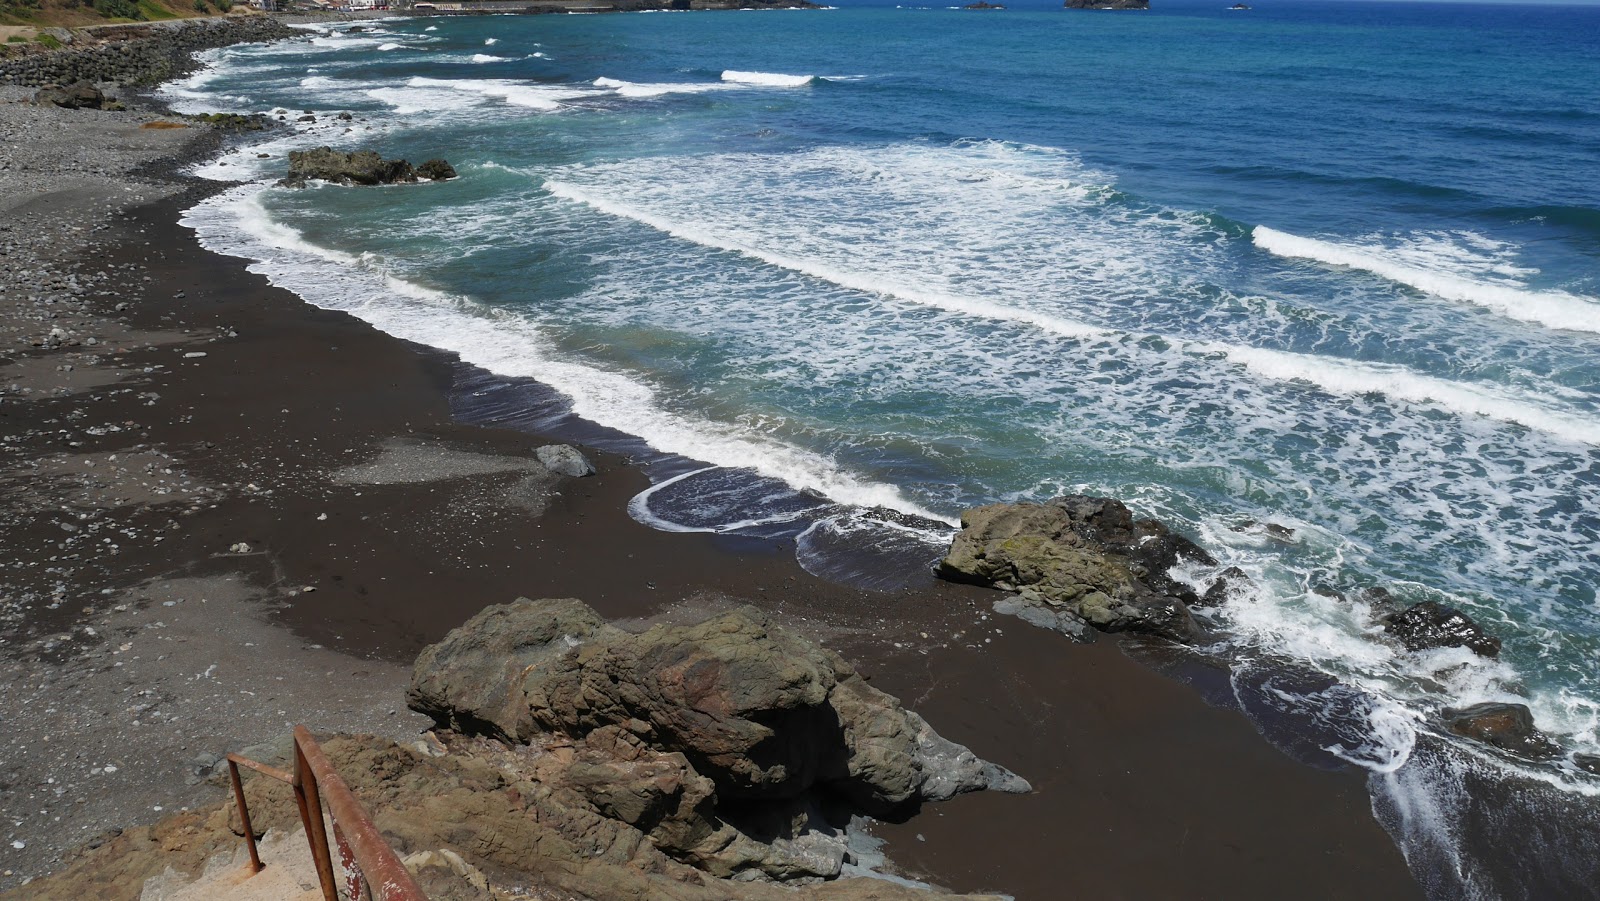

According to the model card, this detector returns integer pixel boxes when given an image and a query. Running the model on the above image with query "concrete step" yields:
[139,825,329,901]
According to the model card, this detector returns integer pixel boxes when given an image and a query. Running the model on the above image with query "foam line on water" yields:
[405,76,600,110]
[592,76,729,98]
[544,180,1108,340]
[181,184,952,527]
[626,467,824,533]
[1254,226,1600,334]
[1210,344,1600,446]
[546,179,1600,447]
[720,69,815,86]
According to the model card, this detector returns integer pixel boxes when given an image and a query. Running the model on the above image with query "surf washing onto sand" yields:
[165,3,1600,897]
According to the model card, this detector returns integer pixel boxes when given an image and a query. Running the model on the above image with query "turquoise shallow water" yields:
[164,4,1600,891]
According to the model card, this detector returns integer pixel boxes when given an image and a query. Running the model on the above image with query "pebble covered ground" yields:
[0,85,430,892]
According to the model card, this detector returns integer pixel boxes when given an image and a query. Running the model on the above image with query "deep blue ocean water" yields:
[163,3,1600,893]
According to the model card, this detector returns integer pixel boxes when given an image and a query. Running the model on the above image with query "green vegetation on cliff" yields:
[0,0,218,28]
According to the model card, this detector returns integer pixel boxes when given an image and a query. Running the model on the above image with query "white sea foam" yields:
[592,72,822,98]
[592,76,726,98]
[396,76,599,110]
[181,185,947,527]
[1326,699,1418,775]
[526,141,1600,756]
[720,69,815,87]
[311,35,385,49]
[377,42,403,51]
[367,86,472,114]
[484,37,499,44]
[1254,225,1600,334]
[545,180,1109,340]
[471,54,509,63]
[1212,344,1600,446]
[627,467,837,533]
[545,167,1600,448]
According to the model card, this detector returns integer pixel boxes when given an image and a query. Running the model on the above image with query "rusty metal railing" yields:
[226,725,428,901]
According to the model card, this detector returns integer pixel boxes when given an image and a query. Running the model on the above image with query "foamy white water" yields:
[721,69,815,86]
[1254,225,1600,334]
[182,185,951,527]
[544,148,1600,448]
[543,179,1111,340]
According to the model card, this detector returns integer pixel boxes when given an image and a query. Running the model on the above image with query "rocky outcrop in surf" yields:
[1383,600,1502,658]
[409,597,1029,882]
[279,147,458,188]
[1443,702,1560,760]
[936,495,1210,643]
[940,496,1596,771]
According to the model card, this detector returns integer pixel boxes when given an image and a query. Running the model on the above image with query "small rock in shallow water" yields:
[416,158,457,181]
[1443,702,1559,759]
[1198,566,1252,607]
[1384,600,1501,658]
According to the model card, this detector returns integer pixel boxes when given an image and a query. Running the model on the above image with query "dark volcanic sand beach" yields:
[0,85,1421,900]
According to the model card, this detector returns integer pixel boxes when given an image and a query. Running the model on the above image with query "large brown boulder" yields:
[408,596,608,743]
[937,495,1208,643]
[407,598,1029,881]
[32,80,104,110]
[410,598,1027,810]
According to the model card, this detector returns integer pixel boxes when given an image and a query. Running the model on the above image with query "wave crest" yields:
[720,69,816,87]
[1253,225,1600,334]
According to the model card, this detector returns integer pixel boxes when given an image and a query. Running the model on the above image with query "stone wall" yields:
[0,17,297,88]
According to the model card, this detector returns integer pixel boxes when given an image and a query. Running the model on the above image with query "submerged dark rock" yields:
[1384,600,1502,658]
[937,495,1208,643]
[1230,519,1296,543]
[1442,702,1560,759]
[416,158,458,181]
[1198,565,1252,607]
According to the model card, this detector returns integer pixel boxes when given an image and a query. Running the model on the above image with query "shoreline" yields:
[0,30,1425,901]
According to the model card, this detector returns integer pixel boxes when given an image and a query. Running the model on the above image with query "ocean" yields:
[161,1,1600,895]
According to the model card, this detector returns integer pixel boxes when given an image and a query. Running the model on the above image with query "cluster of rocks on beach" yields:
[936,494,1598,772]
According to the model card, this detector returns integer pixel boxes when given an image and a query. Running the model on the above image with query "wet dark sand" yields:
[12,185,1423,899]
